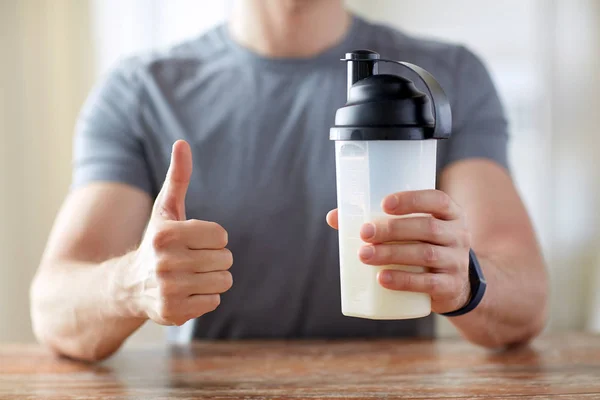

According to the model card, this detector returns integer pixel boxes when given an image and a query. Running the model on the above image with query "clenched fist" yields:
[122,140,232,326]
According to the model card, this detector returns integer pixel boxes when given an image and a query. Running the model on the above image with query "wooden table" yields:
[0,333,599,399]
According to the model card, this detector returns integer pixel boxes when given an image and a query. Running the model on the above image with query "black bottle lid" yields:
[330,50,452,141]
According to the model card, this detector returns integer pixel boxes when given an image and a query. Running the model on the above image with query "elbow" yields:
[472,256,549,350]
[59,345,119,364]
[467,288,549,350]
[461,320,545,350]
[473,315,546,350]
[32,318,119,363]
[506,267,549,348]
[29,276,119,363]
[507,293,549,348]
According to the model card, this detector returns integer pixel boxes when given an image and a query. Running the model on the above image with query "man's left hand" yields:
[326,189,472,315]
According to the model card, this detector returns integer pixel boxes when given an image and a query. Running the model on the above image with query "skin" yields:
[30,0,548,362]
[229,0,350,58]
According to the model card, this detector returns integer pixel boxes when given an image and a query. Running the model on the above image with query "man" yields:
[30,0,548,362]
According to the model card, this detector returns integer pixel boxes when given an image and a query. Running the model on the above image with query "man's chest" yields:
[146,71,347,226]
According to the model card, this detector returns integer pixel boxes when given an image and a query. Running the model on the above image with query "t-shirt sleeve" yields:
[441,46,509,170]
[72,61,154,195]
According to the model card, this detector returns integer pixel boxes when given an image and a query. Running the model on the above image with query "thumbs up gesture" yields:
[127,141,232,326]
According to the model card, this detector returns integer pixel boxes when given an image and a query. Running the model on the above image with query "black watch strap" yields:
[441,249,487,317]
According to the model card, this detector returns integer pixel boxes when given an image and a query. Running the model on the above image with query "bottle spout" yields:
[343,50,380,99]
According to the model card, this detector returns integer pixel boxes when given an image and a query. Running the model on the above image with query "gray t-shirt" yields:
[74,16,508,341]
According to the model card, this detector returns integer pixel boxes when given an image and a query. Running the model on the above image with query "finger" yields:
[156,248,233,274]
[377,270,458,299]
[153,140,193,221]
[326,209,339,230]
[180,219,228,250]
[152,220,228,251]
[159,271,233,297]
[382,190,462,221]
[190,271,233,295]
[360,217,466,247]
[189,248,233,272]
[168,294,221,325]
[358,242,462,271]
[153,293,221,326]
[185,294,221,319]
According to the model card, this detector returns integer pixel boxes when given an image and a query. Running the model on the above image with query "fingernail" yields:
[361,223,376,239]
[359,246,374,260]
[379,271,393,284]
[383,195,399,211]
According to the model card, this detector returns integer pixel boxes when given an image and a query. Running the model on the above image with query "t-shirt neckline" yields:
[216,15,366,71]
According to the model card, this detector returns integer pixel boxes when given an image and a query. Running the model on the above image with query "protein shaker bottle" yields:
[330,50,452,320]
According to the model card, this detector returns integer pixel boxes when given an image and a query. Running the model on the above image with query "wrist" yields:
[441,249,487,317]
[107,250,148,320]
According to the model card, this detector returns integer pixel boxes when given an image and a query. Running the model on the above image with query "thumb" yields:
[326,209,339,230]
[154,140,192,221]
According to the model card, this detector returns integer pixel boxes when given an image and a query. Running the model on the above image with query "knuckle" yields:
[411,192,420,208]
[157,300,175,322]
[208,222,228,247]
[158,278,176,297]
[385,219,398,238]
[402,273,412,289]
[438,192,451,211]
[155,255,173,274]
[447,232,460,248]
[423,244,438,263]
[152,224,178,251]
[447,255,462,273]
[207,294,221,311]
[385,218,394,232]
[447,234,459,248]
[427,217,441,239]
[221,248,234,269]
[426,274,440,294]
[172,318,188,327]
[219,271,233,291]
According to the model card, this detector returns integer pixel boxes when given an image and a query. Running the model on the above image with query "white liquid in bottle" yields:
[335,140,437,320]
[338,213,431,320]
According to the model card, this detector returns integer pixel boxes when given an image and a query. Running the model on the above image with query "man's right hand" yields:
[123,140,233,326]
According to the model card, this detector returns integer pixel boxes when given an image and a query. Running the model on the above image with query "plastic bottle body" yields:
[335,139,437,319]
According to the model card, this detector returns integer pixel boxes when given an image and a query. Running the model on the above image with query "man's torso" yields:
[92,17,477,341]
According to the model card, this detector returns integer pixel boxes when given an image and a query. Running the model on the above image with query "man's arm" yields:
[30,141,232,361]
[438,159,548,347]
[30,182,151,362]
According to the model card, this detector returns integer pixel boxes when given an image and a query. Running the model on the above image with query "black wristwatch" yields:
[441,249,487,317]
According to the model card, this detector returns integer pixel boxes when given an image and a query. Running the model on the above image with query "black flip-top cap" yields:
[344,49,380,60]
[331,50,452,141]
[332,74,434,140]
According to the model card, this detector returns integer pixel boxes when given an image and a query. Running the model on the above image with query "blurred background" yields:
[1,0,599,346]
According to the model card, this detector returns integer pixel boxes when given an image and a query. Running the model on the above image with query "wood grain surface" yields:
[0,333,599,399]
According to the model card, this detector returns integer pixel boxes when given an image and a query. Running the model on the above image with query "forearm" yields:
[448,245,548,348]
[30,252,146,362]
